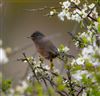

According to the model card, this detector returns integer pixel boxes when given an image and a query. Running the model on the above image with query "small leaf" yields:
[97,17,100,33]
[98,24,100,33]
[57,84,65,91]
[97,17,100,23]
[82,37,88,45]
[25,86,33,95]
[58,44,65,52]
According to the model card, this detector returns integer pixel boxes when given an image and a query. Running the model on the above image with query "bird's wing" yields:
[43,40,58,55]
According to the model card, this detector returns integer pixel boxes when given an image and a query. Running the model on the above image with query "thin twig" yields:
[76,86,85,96]
[66,64,75,96]
[24,6,60,12]
[72,2,97,22]
[42,77,51,96]
[22,53,40,84]
[45,77,69,96]
[56,91,66,96]
[87,3,97,17]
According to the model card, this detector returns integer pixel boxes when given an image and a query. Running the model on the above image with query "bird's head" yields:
[28,31,45,41]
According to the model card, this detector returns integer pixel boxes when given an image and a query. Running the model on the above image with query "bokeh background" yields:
[1,0,80,85]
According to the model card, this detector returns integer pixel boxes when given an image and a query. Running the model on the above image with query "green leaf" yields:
[25,86,33,95]
[2,79,12,92]
[0,72,2,83]
[89,88,100,96]
[97,17,100,33]
[98,24,100,33]
[85,61,94,71]
[72,65,82,72]
[58,44,65,52]
[81,74,92,85]
[82,37,88,45]
[97,17,100,23]
[48,88,55,95]
[57,84,65,91]
[36,82,43,96]
[97,0,100,3]
[56,76,65,91]
[95,72,100,83]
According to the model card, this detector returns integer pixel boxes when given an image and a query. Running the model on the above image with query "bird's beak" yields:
[27,37,31,39]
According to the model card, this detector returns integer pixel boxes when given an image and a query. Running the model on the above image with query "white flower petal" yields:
[62,1,71,9]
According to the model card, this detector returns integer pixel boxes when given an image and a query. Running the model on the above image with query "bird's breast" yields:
[35,43,49,59]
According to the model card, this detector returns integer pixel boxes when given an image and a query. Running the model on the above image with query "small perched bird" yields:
[28,31,59,69]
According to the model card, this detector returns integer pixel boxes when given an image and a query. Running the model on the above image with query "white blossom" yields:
[58,46,69,53]
[21,81,28,89]
[94,21,99,30]
[75,57,85,65]
[53,68,60,74]
[82,11,88,18]
[15,86,24,94]
[65,12,71,20]
[42,65,50,70]
[73,9,82,15]
[82,45,100,66]
[8,88,15,96]
[71,59,76,65]
[88,3,95,9]
[93,40,97,47]
[62,1,71,9]
[71,14,82,22]
[58,11,65,21]
[71,0,80,5]
[92,59,100,66]
[63,46,70,53]
[82,45,94,59]
[82,90,87,96]
[63,80,68,85]
[79,32,92,42]
[75,41,79,47]
[15,81,28,94]
[90,8,98,19]
[50,11,54,16]
[81,4,88,18]
[72,70,89,81]
[27,72,33,80]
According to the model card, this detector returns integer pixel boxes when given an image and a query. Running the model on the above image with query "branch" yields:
[20,53,84,96]
[72,2,97,22]
[24,6,60,12]
[88,3,97,16]
[66,63,75,96]
[22,53,40,84]
[42,77,51,96]
[87,3,97,22]
[45,77,69,96]
[76,86,85,96]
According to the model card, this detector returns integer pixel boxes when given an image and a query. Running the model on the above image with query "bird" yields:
[28,31,59,69]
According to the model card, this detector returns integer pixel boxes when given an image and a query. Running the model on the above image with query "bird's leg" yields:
[50,59,54,70]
